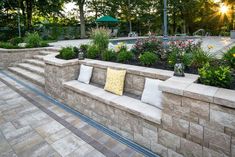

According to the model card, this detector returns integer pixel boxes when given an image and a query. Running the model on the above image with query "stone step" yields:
[39,51,54,55]
[33,55,45,61]
[17,63,44,76]
[8,67,45,87]
[24,59,45,68]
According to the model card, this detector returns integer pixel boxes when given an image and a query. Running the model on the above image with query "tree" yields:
[0,0,234,38]
[74,0,86,38]
[4,0,65,30]
[26,0,33,30]
[87,0,106,20]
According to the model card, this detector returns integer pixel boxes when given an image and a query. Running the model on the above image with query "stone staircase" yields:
[8,51,54,87]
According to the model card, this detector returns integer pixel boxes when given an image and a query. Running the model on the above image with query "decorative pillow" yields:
[141,78,163,109]
[104,68,126,96]
[78,64,93,84]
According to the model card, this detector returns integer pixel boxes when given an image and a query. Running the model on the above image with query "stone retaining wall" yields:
[44,57,235,157]
[64,88,165,154]
[0,47,58,69]
[78,59,183,97]
[159,79,235,157]
[44,53,79,102]
[45,57,197,98]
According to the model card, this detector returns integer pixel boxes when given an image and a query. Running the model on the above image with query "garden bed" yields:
[56,29,235,90]
[95,58,235,90]
[0,32,50,49]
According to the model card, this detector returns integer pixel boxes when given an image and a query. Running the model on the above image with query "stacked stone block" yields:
[44,57,235,157]
[0,47,58,69]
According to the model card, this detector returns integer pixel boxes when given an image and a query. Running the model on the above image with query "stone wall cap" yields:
[79,59,175,80]
[159,79,192,95]
[184,83,219,103]
[44,53,79,66]
[214,88,235,109]
[0,47,59,53]
[159,75,198,95]
[161,78,235,109]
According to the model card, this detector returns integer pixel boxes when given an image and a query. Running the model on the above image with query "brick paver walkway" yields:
[0,72,144,157]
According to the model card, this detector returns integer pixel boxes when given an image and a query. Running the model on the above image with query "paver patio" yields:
[0,72,144,157]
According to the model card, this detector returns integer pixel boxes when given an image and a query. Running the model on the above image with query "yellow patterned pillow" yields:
[104,68,126,96]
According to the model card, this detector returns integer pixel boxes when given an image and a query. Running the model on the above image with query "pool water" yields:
[109,36,200,45]
[110,39,139,45]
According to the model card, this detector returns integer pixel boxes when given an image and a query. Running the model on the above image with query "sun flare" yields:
[219,4,229,14]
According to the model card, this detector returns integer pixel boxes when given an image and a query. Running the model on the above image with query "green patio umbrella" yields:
[96,16,119,37]
[96,16,119,23]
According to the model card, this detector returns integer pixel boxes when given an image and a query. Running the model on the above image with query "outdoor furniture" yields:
[128,32,138,37]
[63,80,162,124]
[110,28,118,37]
[63,64,162,124]
[96,16,119,37]
[96,16,119,28]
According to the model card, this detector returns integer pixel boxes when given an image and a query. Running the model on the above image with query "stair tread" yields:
[39,51,54,55]
[8,67,45,86]
[25,59,45,67]
[17,63,44,74]
[33,55,45,60]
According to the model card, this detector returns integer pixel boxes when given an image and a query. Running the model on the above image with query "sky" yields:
[63,2,95,18]
[63,2,77,13]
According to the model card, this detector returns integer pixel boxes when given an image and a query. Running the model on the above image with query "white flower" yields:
[18,43,27,48]
[108,43,115,50]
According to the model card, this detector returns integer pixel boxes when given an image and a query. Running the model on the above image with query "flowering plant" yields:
[167,40,202,68]
[132,37,164,57]
[114,42,127,53]
[207,45,214,50]
[168,40,201,55]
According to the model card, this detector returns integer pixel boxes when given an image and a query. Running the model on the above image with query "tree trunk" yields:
[232,5,235,30]
[26,0,33,30]
[173,3,176,34]
[79,3,86,38]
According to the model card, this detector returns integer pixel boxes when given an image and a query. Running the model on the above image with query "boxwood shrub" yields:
[139,51,159,66]
[117,50,133,63]
[59,47,76,60]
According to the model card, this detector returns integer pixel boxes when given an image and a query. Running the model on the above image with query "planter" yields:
[44,53,80,102]
[231,30,235,39]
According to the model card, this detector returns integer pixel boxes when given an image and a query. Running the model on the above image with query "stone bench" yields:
[63,80,162,124]
[45,57,235,157]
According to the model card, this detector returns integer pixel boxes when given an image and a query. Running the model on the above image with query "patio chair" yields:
[128,32,138,37]
[111,29,118,38]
